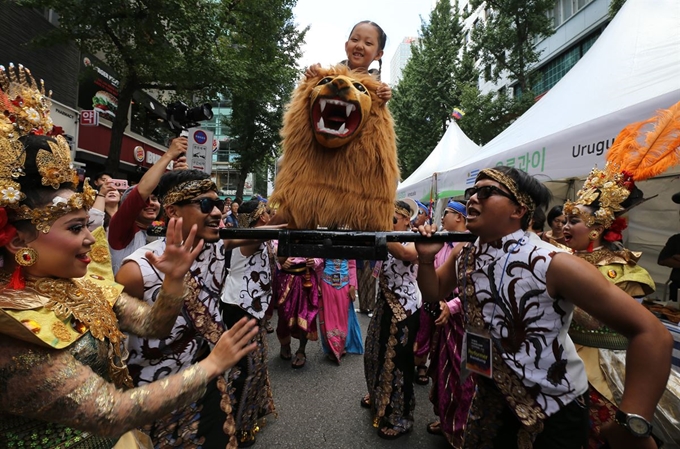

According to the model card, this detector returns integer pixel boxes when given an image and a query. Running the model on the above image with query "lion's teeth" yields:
[320,99,327,113]
[318,117,325,130]
[345,104,354,116]
[338,123,346,134]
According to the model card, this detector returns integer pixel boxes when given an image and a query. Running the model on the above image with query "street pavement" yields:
[254,310,454,449]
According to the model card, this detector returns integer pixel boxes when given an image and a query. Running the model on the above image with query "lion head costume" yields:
[270,65,399,231]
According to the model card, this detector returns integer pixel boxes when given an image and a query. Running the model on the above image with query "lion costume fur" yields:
[270,65,399,231]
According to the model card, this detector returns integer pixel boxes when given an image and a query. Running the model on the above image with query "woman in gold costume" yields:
[563,165,680,448]
[0,64,258,448]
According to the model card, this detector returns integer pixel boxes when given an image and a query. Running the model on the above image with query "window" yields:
[550,0,593,27]
[532,29,601,95]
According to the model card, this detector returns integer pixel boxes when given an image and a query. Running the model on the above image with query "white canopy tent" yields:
[396,121,480,202]
[434,0,680,293]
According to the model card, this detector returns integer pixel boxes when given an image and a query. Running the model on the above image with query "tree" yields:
[454,0,553,145]
[391,0,465,178]
[16,0,274,175]
[470,0,554,94]
[222,0,306,199]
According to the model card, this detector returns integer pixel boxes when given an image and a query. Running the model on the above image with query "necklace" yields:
[4,274,133,389]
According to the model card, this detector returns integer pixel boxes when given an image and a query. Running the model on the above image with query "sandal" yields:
[377,426,411,440]
[264,320,274,334]
[426,420,443,435]
[279,344,292,361]
[360,394,371,409]
[415,365,429,385]
[291,350,306,369]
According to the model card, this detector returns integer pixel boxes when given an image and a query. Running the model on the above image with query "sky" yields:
[292,0,436,84]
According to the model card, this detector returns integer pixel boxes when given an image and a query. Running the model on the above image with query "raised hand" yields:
[305,63,321,79]
[145,217,204,282]
[200,318,259,378]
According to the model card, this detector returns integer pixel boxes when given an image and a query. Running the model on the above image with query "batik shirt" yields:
[457,229,587,418]
[222,243,272,319]
[382,244,421,317]
[123,239,228,385]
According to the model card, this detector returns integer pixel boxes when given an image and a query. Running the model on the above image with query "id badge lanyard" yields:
[461,238,523,380]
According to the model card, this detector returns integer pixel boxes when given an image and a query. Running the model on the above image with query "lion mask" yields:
[270,65,399,231]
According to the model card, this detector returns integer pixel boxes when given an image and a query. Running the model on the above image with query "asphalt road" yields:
[254,310,453,449]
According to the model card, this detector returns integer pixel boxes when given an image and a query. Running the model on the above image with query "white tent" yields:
[396,121,480,202]
[435,0,680,293]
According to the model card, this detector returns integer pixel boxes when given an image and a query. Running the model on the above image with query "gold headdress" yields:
[0,63,95,233]
[477,168,536,217]
[563,163,631,229]
[564,100,680,229]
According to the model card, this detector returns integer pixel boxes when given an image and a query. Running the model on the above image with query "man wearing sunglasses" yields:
[115,169,267,448]
[414,166,672,449]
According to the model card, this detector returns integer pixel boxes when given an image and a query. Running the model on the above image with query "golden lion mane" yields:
[270,65,399,231]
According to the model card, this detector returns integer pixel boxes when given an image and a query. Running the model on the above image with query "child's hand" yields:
[305,63,321,79]
[376,82,392,102]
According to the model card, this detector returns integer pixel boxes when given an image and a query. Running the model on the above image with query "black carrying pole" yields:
[219,228,476,260]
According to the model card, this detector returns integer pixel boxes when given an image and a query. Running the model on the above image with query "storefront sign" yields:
[78,54,120,120]
[133,146,145,163]
[80,110,99,126]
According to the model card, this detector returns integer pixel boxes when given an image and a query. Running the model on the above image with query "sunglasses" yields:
[179,197,225,214]
[464,185,516,203]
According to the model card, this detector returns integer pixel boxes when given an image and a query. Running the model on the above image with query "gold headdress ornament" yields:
[563,163,631,229]
[162,178,217,206]
[0,63,95,233]
[565,100,680,229]
[476,168,536,217]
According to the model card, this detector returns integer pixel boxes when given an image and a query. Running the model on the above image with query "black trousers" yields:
[492,390,589,449]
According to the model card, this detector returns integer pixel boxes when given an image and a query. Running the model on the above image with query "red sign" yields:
[80,110,99,126]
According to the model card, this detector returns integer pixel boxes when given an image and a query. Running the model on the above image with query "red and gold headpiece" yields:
[0,63,95,233]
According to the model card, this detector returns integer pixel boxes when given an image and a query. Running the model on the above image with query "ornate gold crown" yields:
[563,163,631,229]
[0,63,95,233]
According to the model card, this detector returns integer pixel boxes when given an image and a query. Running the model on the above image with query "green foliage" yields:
[469,0,554,91]
[16,0,304,179]
[391,0,464,179]
[454,0,554,145]
[222,0,306,198]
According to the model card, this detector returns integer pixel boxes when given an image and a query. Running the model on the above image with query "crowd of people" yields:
[1,17,679,449]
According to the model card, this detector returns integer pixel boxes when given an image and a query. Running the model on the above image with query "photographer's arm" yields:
[137,137,187,200]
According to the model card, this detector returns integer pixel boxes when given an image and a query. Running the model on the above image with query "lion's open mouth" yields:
[312,97,361,137]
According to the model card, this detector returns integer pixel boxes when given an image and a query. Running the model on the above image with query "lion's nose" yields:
[331,77,350,94]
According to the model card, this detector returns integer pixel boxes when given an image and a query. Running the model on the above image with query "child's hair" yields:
[349,21,388,75]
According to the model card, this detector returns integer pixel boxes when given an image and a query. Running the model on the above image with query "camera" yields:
[165,101,214,136]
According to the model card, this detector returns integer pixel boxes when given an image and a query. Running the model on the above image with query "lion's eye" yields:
[353,82,368,95]
[316,77,333,86]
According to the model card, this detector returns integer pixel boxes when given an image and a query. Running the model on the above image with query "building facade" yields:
[461,0,610,97]
[389,37,418,86]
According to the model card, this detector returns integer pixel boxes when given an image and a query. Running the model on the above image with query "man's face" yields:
[169,191,224,243]
[465,179,520,240]
[414,210,428,227]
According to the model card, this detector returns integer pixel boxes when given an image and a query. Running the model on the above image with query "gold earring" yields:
[15,247,38,267]
[588,230,600,240]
